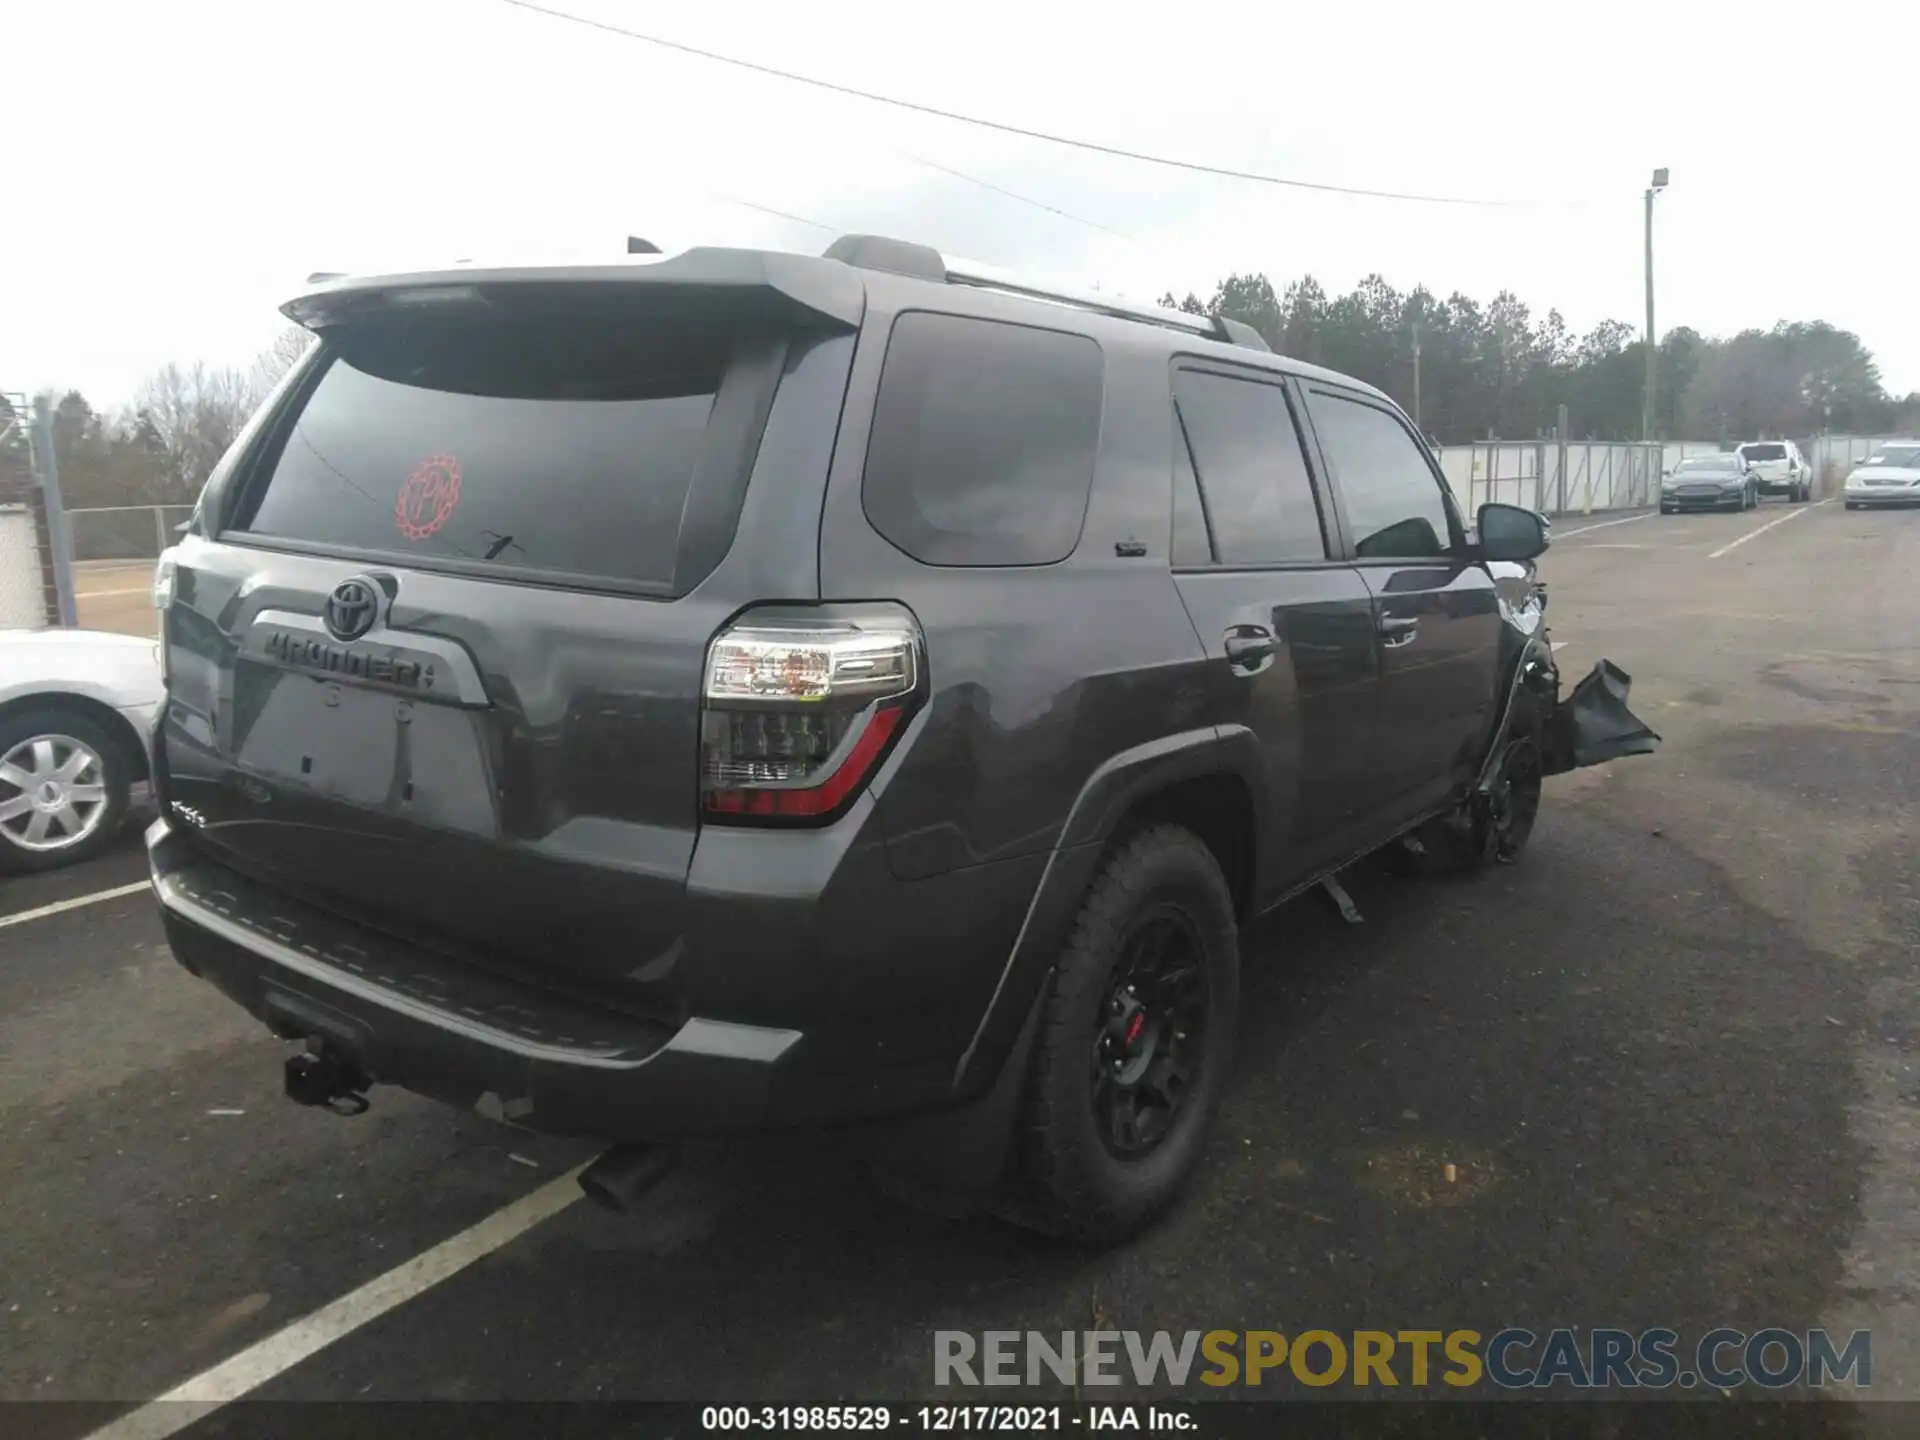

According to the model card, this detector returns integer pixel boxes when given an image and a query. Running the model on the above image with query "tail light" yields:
[151,548,178,685]
[700,607,924,824]
[152,548,178,611]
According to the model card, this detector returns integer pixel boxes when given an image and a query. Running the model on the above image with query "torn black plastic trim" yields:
[1543,659,1662,776]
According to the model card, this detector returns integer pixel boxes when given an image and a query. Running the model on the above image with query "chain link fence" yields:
[2,392,63,628]
[1,482,59,629]
[68,503,194,563]
[61,505,188,638]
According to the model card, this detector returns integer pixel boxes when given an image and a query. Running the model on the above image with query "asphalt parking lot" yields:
[6,497,1919,1432]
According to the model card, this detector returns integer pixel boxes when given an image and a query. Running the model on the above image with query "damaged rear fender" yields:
[1473,633,1560,796]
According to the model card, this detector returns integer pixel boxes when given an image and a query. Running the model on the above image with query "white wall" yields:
[1436,441,1661,516]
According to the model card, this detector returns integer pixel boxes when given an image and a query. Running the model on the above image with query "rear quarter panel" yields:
[816,290,1220,1077]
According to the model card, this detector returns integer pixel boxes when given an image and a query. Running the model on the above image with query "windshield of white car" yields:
[1863,446,1920,467]
[1738,444,1787,461]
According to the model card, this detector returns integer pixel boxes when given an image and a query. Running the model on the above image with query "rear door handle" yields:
[1223,628,1276,672]
[1377,615,1419,647]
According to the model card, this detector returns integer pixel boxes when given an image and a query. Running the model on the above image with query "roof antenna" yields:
[627,236,662,255]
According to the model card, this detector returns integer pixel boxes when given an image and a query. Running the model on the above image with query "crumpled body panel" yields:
[1544,659,1662,776]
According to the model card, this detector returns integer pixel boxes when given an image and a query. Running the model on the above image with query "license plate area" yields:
[231,665,499,830]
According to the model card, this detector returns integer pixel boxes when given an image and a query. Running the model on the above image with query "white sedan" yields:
[1842,443,1920,510]
[0,628,162,871]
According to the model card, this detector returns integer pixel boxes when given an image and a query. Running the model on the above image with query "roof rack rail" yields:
[821,234,1272,353]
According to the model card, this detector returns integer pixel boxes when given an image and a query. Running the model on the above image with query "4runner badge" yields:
[261,629,437,693]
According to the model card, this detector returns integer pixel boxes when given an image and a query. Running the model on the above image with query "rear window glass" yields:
[237,311,730,586]
[862,313,1103,567]
[1739,443,1787,461]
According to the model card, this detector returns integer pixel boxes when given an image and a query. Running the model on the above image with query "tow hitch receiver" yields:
[285,1047,371,1116]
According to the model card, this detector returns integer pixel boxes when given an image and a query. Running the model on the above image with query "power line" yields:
[496,0,1523,208]
[898,153,1135,239]
[715,195,838,233]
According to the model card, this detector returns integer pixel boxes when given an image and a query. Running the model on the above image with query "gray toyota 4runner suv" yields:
[148,234,1656,1243]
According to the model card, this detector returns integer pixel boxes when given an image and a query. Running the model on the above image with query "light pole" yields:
[1643,167,1668,442]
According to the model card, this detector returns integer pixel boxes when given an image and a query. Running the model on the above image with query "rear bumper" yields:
[149,817,823,1140]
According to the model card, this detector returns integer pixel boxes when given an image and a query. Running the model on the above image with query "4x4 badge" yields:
[323,579,380,641]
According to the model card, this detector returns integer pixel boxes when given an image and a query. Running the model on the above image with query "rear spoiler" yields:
[281,247,867,332]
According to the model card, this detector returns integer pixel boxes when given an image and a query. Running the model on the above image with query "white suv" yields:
[1734,440,1811,502]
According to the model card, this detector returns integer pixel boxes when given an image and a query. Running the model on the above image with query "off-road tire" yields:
[1001,825,1239,1245]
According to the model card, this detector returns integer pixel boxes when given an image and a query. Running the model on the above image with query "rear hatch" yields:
[1736,442,1790,481]
[156,258,860,1014]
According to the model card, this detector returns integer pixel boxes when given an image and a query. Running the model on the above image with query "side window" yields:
[1305,389,1456,560]
[1173,369,1327,565]
[862,313,1104,567]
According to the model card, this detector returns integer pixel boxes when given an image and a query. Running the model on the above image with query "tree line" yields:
[1160,273,1919,446]
[5,280,1916,514]
[0,327,311,511]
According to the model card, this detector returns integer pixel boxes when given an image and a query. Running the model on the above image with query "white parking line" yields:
[78,585,155,599]
[0,880,150,931]
[1554,511,1656,539]
[1708,499,1833,560]
[86,1166,589,1440]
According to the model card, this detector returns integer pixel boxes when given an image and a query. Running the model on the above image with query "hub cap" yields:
[0,734,109,853]
[1091,906,1208,1158]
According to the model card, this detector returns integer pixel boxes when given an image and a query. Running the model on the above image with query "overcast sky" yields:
[4,0,1912,412]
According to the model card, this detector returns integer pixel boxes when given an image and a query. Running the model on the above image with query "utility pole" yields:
[1411,320,1422,430]
[26,395,78,627]
[1643,167,1669,442]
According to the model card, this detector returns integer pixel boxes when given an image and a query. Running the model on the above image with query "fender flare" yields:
[1474,631,1559,793]
[950,724,1270,1097]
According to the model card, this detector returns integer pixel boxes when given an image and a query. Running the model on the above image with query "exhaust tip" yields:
[578,1144,681,1215]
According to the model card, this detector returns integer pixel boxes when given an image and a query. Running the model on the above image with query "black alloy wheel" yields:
[1090,906,1208,1158]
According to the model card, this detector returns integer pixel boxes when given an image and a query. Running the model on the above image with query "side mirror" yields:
[1478,502,1549,562]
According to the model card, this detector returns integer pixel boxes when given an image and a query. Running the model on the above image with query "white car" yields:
[1734,439,1812,503]
[1843,443,1920,510]
[0,628,162,871]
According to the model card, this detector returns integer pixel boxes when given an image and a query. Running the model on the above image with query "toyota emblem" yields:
[323,578,381,641]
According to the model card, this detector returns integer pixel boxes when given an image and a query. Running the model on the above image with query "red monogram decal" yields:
[396,454,462,541]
